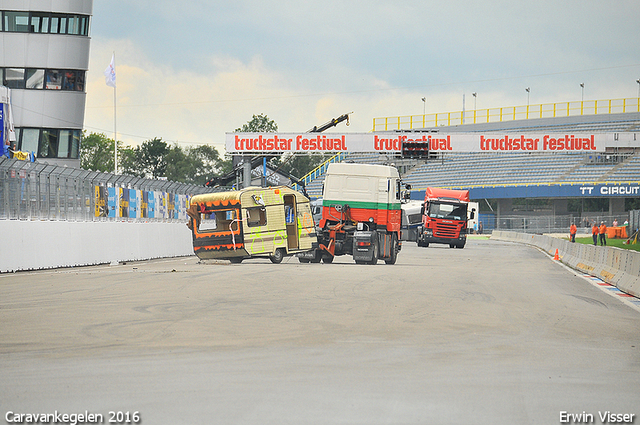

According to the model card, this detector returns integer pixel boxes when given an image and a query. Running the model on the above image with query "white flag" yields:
[104,54,116,88]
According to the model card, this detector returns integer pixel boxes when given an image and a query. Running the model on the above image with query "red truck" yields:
[416,187,475,249]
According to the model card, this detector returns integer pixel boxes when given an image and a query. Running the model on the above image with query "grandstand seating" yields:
[302,112,640,199]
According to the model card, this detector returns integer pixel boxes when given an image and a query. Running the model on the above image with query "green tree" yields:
[234,113,278,132]
[118,145,139,177]
[136,137,169,178]
[80,132,114,172]
[80,131,131,173]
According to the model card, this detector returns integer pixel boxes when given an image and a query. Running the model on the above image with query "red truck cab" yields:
[416,187,475,249]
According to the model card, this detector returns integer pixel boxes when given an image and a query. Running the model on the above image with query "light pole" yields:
[525,87,530,106]
[580,83,584,102]
[422,97,426,115]
[472,92,477,110]
[636,79,640,98]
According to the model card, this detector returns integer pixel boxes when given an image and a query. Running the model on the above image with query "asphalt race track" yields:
[1,238,638,425]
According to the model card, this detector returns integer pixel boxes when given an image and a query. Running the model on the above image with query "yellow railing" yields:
[372,98,640,132]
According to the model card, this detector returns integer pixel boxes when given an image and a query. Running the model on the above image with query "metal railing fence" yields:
[0,157,217,222]
[373,97,640,131]
[480,213,636,235]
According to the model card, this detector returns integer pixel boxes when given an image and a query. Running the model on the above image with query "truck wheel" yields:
[310,250,322,263]
[269,248,285,264]
[322,256,334,264]
[456,243,465,249]
[298,257,310,263]
[449,244,455,248]
[385,236,398,265]
[368,239,378,265]
[229,257,243,264]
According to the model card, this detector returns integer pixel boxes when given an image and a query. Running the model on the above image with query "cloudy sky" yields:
[84,0,640,153]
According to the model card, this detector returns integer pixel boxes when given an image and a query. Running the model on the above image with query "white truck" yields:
[299,163,406,265]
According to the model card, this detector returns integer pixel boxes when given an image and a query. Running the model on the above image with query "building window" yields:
[20,128,39,153]
[4,11,30,32]
[2,11,90,36]
[1,68,85,91]
[57,130,82,158]
[26,69,44,89]
[16,128,81,159]
[30,12,49,33]
[45,70,63,90]
[40,129,58,158]
[5,68,25,89]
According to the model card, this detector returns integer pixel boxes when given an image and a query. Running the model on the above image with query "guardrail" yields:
[0,157,215,222]
[491,230,639,298]
[373,97,640,131]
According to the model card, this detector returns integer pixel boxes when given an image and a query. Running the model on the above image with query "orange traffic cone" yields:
[553,249,560,260]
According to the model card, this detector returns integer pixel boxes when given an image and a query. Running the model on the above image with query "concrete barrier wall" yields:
[0,220,194,273]
[492,231,640,298]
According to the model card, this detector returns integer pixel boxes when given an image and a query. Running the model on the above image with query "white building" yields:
[0,0,92,167]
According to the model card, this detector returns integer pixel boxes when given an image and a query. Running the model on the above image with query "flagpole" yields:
[113,51,118,174]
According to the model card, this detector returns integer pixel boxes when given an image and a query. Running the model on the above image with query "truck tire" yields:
[229,257,243,264]
[368,239,378,265]
[385,236,398,265]
[269,248,285,264]
[322,256,334,264]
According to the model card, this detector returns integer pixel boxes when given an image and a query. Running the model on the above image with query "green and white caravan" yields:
[187,186,317,263]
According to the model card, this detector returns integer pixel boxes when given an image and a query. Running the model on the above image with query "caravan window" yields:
[246,207,267,227]
[199,209,239,232]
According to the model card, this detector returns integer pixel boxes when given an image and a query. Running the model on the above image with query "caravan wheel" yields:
[270,248,285,264]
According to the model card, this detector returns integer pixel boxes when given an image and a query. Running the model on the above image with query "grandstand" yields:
[301,106,640,233]
[304,113,640,198]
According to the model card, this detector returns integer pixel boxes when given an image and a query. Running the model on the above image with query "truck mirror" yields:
[405,184,412,190]
[470,208,476,220]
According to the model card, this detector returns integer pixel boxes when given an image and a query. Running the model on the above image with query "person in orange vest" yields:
[599,221,607,246]
[591,223,599,246]
[569,223,577,243]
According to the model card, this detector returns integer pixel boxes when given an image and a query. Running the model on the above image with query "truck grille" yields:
[434,222,459,238]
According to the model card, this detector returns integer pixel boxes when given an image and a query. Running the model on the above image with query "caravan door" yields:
[283,194,299,250]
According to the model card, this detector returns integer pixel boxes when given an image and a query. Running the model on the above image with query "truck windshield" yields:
[428,202,467,221]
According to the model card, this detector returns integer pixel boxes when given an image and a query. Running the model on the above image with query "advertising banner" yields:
[224,132,625,154]
[141,191,149,218]
[147,191,155,219]
[107,187,117,218]
[94,186,108,217]
[467,183,640,200]
[119,188,129,218]
[167,193,175,219]
[129,189,137,218]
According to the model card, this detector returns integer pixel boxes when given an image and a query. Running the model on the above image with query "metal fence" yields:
[372,97,640,131]
[0,157,217,222]
[480,212,637,235]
